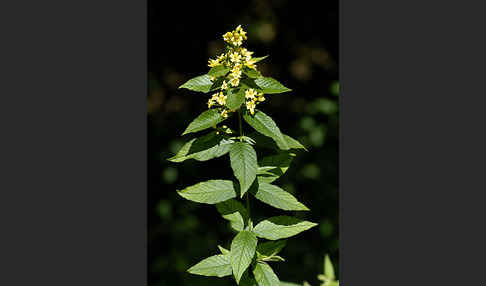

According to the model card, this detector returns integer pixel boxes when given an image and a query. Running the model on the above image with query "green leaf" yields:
[241,78,263,91]
[182,109,226,135]
[324,255,336,280]
[179,74,213,93]
[257,240,286,257]
[254,77,291,94]
[208,66,230,77]
[252,55,269,63]
[187,254,232,277]
[253,216,317,240]
[168,132,233,162]
[244,110,289,150]
[244,67,263,79]
[218,245,230,255]
[216,199,249,231]
[227,88,246,110]
[258,153,295,183]
[229,142,258,197]
[283,135,307,151]
[231,231,258,284]
[253,262,280,286]
[250,181,309,211]
[177,180,237,204]
[249,132,307,151]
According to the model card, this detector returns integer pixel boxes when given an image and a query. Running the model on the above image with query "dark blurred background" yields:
[148,1,338,285]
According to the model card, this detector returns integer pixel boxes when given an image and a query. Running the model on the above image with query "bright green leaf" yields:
[244,110,289,150]
[230,142,258,197]
[187,254,232,277]
[244,67,263,79]
[218,245,230,255]
[253,216,317,240]
[254,77,291,94]
[227,88,246,110]
[253,262,280,286]
[182,109,226,135]
[179,74,213,93]
[241,78,263,91]
[251,181,309,211]
[208,65,230,77]
[177,180,237,204]
[257,240,286,257]
[249,132,307,151]
[216,199,249,231]
[168,132,233,162]
[252,55,268,63]
[231,231,258,284]
[283,135,307,151]
[324,255,336,280]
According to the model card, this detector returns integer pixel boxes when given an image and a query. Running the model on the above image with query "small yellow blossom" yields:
[216,92,226,105]
[240,48,253,61]
[235,25,247,40]
[221,109,229,118]
[257,92,265,102]
[209,76,215,81]
[221,80,228,90]
[208,58,220,67]
[245,88,258,100]
[246,99,256,115]
[208,97,215,108]
[231,69,242,79]
[229,52,242,63]
[223,32,233,42]
[217,53,226,62]
[244,59,257,69]
[229,77,240,87]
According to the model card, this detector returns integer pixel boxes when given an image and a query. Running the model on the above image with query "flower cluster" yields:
[244,88,265,115]
[223,25,247,46]
[206,25,265,118]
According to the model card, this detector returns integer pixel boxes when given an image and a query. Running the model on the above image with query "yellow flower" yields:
[236,25,247,40]
[240,48,253,60]
[229,77,240,87]
[244,59,257,69]
[208,58,220,67]
[221,109,229,118]
[223,32,233,42]
[232,63,242,72]
[246,99,256,115]
[231,69,242,79]
[245,88,258,100]
[209,76,215,81]
[221,80,228,90]
[217,53,226,61]
[229,52,242,63]
[232,34,243,46]
[216,92,226,105]
[257,92,265,102]
[208,98,215,108]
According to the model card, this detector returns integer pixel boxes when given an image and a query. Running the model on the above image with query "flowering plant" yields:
[169,25,317,286]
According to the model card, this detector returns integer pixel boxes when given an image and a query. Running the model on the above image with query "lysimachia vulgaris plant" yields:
[169,25,317,286]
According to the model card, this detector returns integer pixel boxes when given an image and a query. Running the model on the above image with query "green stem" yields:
[238,108,251,225]
[238,109,243,142]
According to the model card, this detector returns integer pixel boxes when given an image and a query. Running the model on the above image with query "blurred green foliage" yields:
[148,1,338,285]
